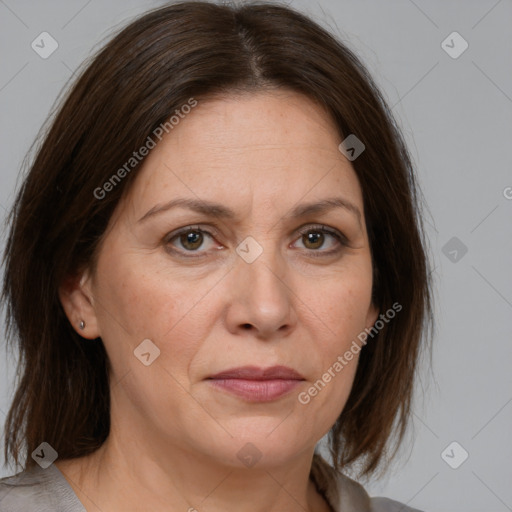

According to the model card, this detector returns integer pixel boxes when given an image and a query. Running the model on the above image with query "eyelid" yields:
[165,224,219,241]
[164,224,221,256]
[292,223,349,257]
[295,223,348,244]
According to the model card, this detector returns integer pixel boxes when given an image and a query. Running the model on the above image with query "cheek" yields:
[92,254,203,380]
[303,263,374,343]
[297,263,373,411]
[296,341,360,439]
[93,258,217,428]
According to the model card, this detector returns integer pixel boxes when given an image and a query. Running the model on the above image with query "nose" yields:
[224,242,297,340]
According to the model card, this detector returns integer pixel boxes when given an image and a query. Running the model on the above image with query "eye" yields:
[292,224,347,256]
[164,224,348,259]
[165,226,220,256]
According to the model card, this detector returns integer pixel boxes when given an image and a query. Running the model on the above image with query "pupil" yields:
[182,231,202,249]
[306,232,323,249]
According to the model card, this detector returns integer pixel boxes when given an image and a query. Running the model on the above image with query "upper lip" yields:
[207,365,305,380]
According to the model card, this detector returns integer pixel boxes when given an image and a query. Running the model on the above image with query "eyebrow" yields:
[137,196,362,226]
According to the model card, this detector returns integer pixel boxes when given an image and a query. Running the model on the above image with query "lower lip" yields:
[208,378,302,402]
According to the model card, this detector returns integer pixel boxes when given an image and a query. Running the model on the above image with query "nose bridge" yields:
[240,233,288,302]
[228,233,295,336]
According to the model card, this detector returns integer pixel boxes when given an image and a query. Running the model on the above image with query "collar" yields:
[310,453,372,512]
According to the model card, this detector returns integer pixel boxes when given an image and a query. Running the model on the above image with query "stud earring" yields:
[79,320,86,330]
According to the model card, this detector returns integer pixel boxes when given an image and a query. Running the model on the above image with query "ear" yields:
[58,268,101,339]
[365,302,380,330]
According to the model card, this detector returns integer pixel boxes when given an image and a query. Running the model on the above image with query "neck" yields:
[56,424,331,512]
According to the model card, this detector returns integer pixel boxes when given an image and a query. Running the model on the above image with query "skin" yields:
[58,90,379,512]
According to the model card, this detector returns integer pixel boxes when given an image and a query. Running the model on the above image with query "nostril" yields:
[242,324,252,330]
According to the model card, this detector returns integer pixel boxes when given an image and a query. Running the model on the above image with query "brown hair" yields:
[2,0,433,477]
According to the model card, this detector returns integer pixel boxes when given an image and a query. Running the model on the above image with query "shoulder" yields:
[336,473,425,512]
[310,453,425,512]
[0,465,57,512]
[0,464,85,512]
[370,496,425,512]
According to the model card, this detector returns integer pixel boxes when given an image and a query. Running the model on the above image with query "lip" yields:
[208,365,304,380]
[207,365,305,402]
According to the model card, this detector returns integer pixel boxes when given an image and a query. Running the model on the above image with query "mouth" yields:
[206,365,305,402]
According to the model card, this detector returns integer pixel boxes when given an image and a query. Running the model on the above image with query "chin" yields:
[197,424,314,470]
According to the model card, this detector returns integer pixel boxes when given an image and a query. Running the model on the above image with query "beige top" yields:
[310,453,424,511]
[0,453,424,511]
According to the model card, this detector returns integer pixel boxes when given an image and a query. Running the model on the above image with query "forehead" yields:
[122,90,364,220]
[175,91,340,161]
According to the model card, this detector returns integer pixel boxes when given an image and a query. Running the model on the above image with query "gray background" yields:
[1,1,511,511]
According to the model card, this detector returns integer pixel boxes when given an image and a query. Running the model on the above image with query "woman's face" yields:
[79,90,378,468]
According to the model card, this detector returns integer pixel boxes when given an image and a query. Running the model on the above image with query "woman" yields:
[0,1,432,511]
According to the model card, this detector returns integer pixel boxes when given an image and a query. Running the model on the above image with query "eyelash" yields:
[164,224,348,259]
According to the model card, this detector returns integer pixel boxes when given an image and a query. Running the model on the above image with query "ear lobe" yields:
[366,302,379,330]
[58,269,100,339]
